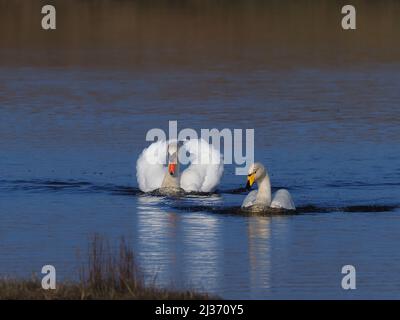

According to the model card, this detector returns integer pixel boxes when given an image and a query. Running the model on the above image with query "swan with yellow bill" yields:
[242,162,295,212]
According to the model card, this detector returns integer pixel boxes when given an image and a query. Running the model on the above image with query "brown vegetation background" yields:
[0,0,399,68]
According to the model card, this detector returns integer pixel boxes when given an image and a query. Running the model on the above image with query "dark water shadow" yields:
[0,179,142,196]
[2,179,398,216]
[171,204,399,217]
[0,178,225,198]
[218,186,297,195]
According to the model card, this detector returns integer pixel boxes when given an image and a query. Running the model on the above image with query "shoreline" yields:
[0,235,217,300]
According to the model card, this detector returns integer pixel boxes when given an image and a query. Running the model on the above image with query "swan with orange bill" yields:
[157,142,185,196]
[136,139,224,196]
[241,162,295,212]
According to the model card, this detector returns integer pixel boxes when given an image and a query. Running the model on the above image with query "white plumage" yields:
[242,162,295,211]
[136,138,224,193]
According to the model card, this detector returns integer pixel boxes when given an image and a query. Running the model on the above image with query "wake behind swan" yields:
[136,138,224,195]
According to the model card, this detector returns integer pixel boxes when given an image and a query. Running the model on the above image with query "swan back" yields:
[241,190,258,208]
[271,189,296,210]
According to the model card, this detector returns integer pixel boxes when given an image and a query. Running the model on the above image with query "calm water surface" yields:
[0,64,399,299]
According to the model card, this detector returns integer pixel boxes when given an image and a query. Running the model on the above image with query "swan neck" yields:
[256,173,271,206]
[161,162,180,188]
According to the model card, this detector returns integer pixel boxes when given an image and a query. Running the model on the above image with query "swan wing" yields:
[180,138,224,192]
[271,189,296,210]
[241,190,258,208]
[136,140,167,192]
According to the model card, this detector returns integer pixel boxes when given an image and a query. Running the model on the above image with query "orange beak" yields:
[168,163,176,175]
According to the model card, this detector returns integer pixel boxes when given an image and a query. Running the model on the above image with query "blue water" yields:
[0,65,399,299]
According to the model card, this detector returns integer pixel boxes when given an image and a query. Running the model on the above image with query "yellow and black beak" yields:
[246,173,255,190]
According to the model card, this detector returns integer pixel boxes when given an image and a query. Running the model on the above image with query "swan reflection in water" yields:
[134,194,222,292]
[135,195,181,286]
[134,194,289,297]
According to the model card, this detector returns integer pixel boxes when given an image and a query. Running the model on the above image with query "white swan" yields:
[158,141,185,195]
[136,138,224,195]
[241,162,295,212]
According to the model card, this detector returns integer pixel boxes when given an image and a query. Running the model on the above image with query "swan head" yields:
[246,162,266,189]
[167,142,179,176]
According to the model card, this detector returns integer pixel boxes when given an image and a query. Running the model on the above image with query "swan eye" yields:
[247,170,256,177]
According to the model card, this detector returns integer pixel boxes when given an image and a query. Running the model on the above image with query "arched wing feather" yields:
[180,138,224,192]
[241,190,258,208]
[271,189,296,210]
[136,140,167,192]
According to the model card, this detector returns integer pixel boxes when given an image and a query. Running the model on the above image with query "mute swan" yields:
[136,138,224,195]
[158,142,185,196]
[241,163,295,212]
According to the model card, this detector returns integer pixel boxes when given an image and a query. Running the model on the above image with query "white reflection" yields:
[134,193,291,298]
[181,213,220,293]
[247,216,272,293]
[135,193,224,293]
[135,195,181,286]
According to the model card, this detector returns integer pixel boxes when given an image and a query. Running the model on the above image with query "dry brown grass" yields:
[0,235,216,300]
